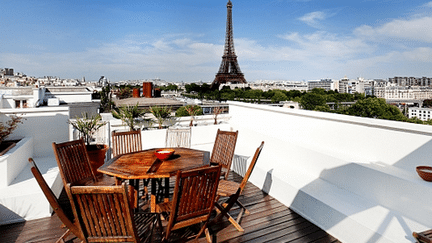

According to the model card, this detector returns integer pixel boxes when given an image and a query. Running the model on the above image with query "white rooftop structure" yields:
[0,101,431,243]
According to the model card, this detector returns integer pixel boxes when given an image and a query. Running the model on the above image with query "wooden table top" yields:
[98,148,210,179]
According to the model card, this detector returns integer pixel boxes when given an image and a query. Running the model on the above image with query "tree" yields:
[286,90,303,100]
[271,90,288,103]
[0,115,24,144]
[300,92,327,110]
[111,103,146,131]
[310,88,327,95]
[185,105,202,126]
[175,105,203,117]
[344,97,406,121]
[185,83,200,93]
[149,106,172,129]
[213,106,227,124]
[423,99,432,108]
[69,113,107,146]
[162,84,178,91]
[116,87,132,99]
[99,84,114,112]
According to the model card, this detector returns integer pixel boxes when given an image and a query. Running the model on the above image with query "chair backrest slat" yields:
[239,141,264,194]
[67,183,139,243]
[52,139,95,186]
[210,129,238,179]
[165,127,191,148]
[112,130,142,157]
[166,166,221,237]
[28,158,84,241]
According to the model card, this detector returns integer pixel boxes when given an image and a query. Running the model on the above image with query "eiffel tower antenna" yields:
[211,0,247,90]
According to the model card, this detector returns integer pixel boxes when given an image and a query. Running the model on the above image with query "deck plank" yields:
[0,172,341,243]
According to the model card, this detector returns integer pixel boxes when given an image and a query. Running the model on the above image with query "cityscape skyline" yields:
[1,0,432,82]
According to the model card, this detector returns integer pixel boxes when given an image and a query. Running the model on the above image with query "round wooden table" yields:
[98,147,210,211]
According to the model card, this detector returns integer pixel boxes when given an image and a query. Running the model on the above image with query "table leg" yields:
[164,178,170,203]
[151,179,157,213]
[129,179,139,210]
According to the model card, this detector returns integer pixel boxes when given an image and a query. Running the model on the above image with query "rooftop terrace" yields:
[0,172,341,243]
[1,101,432,242]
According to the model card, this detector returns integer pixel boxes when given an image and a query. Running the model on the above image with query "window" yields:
[14,100,27,108]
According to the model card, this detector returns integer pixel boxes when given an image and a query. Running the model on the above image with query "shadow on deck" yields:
[0,172,341,243]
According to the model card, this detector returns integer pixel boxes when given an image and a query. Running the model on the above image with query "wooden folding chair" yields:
[111,130,142,157]
[210,129,238,179]
[213,141,264,232]
[165,127,191,148]
[156,166,222,242]
[66,182,159,243]
[52,139,115,188]
[112,130,150,208]
[28,158,85,243]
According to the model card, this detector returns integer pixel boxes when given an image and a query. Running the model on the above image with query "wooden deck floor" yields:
[0,172,341,243]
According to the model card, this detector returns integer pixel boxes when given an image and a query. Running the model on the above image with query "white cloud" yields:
[2,7,432,82]
[278,31,373,58]
[0,36,223,81]
[354,16,432,43]
[298,11,327,28]
[400,47,432,62]
[423,2,432,7]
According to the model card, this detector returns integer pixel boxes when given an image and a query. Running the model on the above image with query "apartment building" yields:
[374,86,432,100]
[389,76,432,86]
[307,79,337,91]
[409,107,432,121]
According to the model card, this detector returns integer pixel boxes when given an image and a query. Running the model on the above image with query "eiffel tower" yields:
[211,0,247,90]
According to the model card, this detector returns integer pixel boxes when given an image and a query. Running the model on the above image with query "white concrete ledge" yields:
[227,101,432,243]
[0,156,61,226]
[0,137,33,188]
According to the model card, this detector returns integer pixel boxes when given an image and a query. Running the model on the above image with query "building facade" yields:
[409,107,432,121]
[374,86,432,100]
[389,76,432,86]
[307,79,336,91]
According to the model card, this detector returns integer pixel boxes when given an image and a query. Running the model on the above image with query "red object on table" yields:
[154,149,175,160]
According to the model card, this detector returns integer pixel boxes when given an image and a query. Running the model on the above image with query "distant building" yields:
[1,68,14,76]
[338,77,373,94]
[0,86,99,117]
[338,76,351,93]
[247,80,307,92]
[374,86,432,100]
[307,79,337,91]
[409,107,432,121]
[389,76,432,86]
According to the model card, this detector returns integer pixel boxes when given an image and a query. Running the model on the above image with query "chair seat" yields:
[75,174,116,186]
[156,201,171,214]
[217,179,239,197]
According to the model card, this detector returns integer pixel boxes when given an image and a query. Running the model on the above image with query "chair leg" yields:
[205,228,212,243]
[196,221,213,242]
[55,229,71,243]
[236,200,250,215]
[214,202,244,232]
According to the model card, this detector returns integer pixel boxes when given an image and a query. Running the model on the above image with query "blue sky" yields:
[1,0,432,82]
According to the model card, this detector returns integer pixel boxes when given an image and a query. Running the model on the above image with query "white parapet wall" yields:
[0,107,70,225]
[0,107,70,157]
[226,101,432,243]
[140,123,233,152]
[0,137,33,188]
